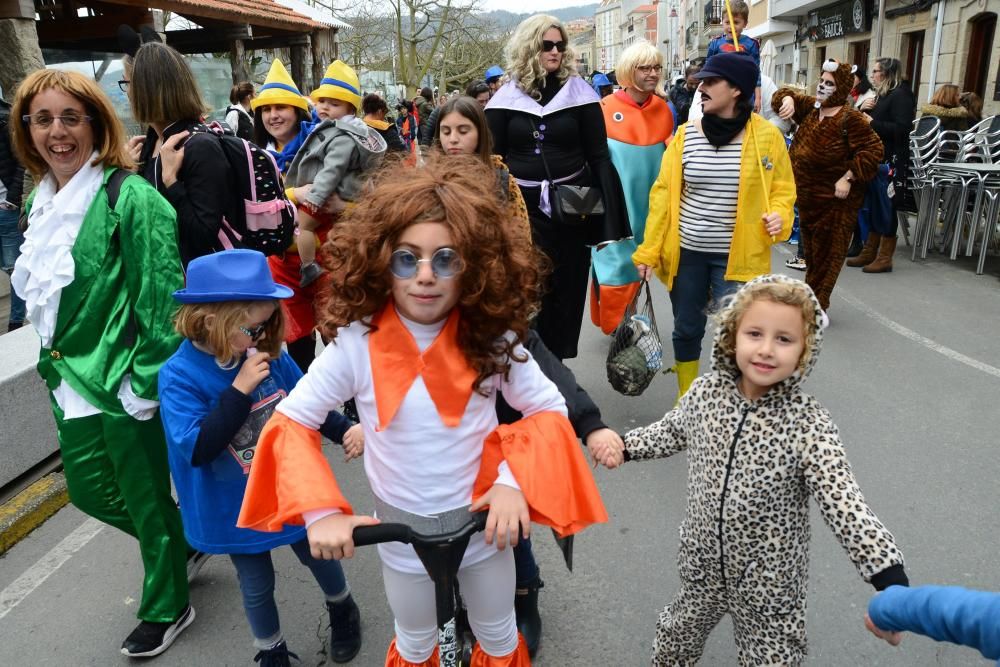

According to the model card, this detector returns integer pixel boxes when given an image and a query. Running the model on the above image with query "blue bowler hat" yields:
[173,250,294,303]
[592,72,612,88]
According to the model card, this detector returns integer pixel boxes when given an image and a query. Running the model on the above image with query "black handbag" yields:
[531,120,605,226]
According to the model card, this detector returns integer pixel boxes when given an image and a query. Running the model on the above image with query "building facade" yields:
[596,0,624,73]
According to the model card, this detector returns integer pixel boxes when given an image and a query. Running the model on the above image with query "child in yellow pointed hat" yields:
[310,60,363,112]
[283,60,387,288]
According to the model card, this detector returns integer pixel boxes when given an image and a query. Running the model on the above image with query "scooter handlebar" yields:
[351,511,489,548]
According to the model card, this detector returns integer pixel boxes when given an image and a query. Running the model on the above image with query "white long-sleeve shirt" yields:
[276,312,568,573]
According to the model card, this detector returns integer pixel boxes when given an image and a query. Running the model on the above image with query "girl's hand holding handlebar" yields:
[307,513,380,560]
[470,484,530,551]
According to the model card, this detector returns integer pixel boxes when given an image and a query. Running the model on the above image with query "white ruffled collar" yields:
[11,154,105,346]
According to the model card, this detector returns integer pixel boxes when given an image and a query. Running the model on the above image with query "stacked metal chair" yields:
[911,115,1000,273]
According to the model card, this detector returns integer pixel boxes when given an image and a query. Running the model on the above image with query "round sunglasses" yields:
[390,248,463,279]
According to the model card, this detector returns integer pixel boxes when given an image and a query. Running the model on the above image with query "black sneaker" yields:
[187,550,211,583]
[121,604,195,658]
[327,595,362,663]
[254,640,300,666]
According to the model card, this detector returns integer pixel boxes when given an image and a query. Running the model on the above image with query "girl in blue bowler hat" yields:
[157,249,364,666]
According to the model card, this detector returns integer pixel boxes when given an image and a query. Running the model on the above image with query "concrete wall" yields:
[0,326,58,489]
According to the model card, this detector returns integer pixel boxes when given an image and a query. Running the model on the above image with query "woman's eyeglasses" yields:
[636,65,663,74]
[21,112,92,129]
[390,248,463,279]
[118,79,130,93]
[541,40,567,53]
[239,323,268,340]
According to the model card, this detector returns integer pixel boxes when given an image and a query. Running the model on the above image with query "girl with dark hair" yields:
[853,57,916,273]
[851,65,875,109]
[226,82,255,141]
[128,40,243,267]
[238,154,608,667]
[362,93,406,153]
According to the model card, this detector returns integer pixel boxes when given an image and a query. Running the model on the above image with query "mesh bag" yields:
[606,283,664,396]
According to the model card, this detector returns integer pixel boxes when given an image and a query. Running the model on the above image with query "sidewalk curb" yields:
[0,473,69,555]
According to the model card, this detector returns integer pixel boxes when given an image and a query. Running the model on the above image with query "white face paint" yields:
[815,79,837,103]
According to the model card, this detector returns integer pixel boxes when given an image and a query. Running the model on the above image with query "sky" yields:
[479,0,592,15]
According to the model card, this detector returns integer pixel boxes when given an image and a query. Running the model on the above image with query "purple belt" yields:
[515,166,585,218]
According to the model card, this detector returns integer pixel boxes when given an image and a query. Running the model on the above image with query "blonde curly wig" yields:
[505,14,578,100]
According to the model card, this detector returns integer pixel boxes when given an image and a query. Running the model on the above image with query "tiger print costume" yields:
[773,61,883,311]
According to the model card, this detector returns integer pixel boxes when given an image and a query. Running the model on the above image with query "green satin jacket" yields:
[26,167,184,416]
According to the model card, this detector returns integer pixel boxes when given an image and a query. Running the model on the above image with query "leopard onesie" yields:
[624,274,907,666]
[773,60,883,311]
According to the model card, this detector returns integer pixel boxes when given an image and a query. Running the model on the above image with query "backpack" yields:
[226,105,254,142]
[198,122,296,256]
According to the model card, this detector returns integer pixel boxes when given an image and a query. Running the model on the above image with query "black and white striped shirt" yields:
[679,123,743,253]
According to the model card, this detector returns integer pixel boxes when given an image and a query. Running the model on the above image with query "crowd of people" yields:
[3,6,998,667]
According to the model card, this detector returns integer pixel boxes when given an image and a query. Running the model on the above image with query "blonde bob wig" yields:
[615,41,665,96]
[173,300,284,368]
[505,14,578,100]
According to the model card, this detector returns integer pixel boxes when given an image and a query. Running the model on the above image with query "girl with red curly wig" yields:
[237,155,608,667]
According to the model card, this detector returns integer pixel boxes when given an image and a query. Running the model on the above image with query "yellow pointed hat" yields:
[252,59,309,112]
[310,60,362,111]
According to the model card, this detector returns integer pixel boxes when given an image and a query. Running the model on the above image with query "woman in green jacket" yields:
[633,53,795,402]
[10,69,192,658]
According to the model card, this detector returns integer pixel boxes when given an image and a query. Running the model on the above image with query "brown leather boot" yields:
[846,232,880,267]
[863,234,897,273]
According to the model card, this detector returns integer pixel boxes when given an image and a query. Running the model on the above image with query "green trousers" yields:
[52,402,189,622]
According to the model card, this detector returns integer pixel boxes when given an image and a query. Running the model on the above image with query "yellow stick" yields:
[723,0,774,240]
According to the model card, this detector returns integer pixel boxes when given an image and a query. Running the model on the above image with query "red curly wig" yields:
[318,153,547,392]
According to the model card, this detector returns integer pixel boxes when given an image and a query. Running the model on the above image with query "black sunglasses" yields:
[541,40,567,53]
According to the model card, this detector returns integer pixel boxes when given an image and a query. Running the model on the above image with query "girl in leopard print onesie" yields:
[622,274,908,666]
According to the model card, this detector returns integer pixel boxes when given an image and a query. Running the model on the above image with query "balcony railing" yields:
[704,0,723,27]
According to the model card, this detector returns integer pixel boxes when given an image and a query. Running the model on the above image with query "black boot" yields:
[845,230,863,258]
[514,577,543,657]
[327,594,362,663]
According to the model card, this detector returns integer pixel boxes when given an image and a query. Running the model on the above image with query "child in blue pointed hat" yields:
[159,249,366,664]
[283,60,388,289]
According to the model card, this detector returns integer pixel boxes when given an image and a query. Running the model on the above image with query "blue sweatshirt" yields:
[869,585,1000,663]
[159,340,353,554]
[707,33,762,86]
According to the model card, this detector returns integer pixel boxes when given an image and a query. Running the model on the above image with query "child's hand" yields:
[232,351,271,395]
[635,263,653,281]
[585,428,625,469]
[864,612,903,646]
[470,484,530,550]
[342,424,364,461]
[307,513,380,560]
[754,87,762,114]
[292,184,312,203]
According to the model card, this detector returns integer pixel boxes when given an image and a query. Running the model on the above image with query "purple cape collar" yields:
[486,76,599,117]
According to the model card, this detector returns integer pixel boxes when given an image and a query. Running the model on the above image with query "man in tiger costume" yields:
[774,59,884,312]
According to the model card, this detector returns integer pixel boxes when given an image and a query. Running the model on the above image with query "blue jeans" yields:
[668,249,740,362]
[229,537,348,646]
[0,207,26,325]
[513,537,539,587]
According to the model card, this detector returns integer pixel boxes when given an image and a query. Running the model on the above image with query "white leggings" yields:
[381,548,518,663]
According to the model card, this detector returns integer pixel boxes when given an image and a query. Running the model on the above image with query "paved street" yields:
[2,244,999,666]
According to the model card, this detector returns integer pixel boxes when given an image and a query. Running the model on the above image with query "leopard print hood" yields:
[710,274,826,395]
